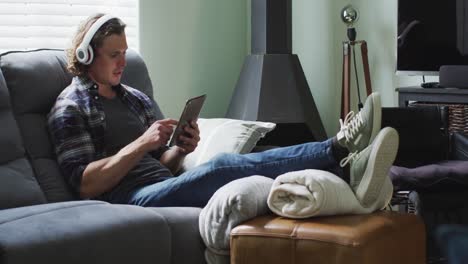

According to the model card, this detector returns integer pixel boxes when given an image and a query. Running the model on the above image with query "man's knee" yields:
[211,152,238,166]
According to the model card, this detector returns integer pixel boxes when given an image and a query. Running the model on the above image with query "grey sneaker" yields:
[378,176,394,210]
[337,92,381,153]
[340,127,399,207]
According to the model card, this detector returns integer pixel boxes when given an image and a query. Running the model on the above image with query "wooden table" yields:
[397,87,468,107]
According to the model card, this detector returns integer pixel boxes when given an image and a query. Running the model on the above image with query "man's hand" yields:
[140,118,177,151]
[175,120,200,154]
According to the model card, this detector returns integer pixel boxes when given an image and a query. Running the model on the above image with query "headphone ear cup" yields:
[76,46,88,64]
[85,45,94,65]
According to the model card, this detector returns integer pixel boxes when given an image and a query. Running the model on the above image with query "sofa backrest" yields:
[0,68,47,209]
[382,106,449,168]
[0,49,164,204]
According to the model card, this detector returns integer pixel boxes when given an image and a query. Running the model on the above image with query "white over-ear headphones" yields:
[76,14,117,65]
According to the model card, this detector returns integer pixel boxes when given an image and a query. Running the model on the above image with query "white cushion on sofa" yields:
[182,118,276,171]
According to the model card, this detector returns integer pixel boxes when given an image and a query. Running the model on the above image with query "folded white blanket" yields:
[199,175,273,256]
[204,248,230,264]
[267,169,393,218]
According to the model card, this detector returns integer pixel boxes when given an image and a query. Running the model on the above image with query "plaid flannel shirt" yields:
[48,76,166,195]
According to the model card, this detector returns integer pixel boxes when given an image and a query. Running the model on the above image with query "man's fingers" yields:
[184,126,200,141]
[190,121,199,129]
[157,118,178,126]
[160,125,174,134]
[179,135,198,147]
[184,125,195,134]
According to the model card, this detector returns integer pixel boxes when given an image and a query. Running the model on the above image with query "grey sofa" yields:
[0,49,206,264]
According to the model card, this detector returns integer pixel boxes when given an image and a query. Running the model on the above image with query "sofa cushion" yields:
[0,49,164,202]
[0,71,46,209]
[0,201,175,264]
[0,158,47,210]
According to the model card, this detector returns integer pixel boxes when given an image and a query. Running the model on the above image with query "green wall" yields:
[292,0,345,135]
[139,0,247,121]
[140,0,426,136]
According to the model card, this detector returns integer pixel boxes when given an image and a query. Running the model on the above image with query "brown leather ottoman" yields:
[230,211,425,264]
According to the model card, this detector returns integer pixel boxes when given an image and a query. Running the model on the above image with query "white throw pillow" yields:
[182,118,276,171]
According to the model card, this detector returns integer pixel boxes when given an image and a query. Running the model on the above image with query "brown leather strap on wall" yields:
[360,41,372,96]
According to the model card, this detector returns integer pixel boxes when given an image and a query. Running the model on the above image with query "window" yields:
[0,0,138,54]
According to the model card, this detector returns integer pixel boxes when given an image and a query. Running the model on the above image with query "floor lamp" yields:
[341,5,372,119]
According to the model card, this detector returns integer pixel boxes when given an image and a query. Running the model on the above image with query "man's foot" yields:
[337,92,381,154]
[340,127,399,207]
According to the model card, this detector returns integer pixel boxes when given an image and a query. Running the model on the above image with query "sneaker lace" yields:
[339,111,364,145]
[339,151,358,167]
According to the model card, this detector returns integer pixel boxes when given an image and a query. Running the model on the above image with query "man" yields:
[48,14,398,208]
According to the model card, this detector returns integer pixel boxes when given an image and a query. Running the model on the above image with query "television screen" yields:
[397,0,468,75]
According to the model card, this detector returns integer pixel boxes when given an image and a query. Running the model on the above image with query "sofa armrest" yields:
[146,207,206,264]
[0,201,172,264]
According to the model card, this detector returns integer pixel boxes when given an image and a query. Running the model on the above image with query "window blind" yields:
[0,0,138,54]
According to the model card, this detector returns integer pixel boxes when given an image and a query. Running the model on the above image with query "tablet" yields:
[168,94,207,147]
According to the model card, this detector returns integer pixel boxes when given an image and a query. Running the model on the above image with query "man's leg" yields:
[129,139,338,207]
[129,92,383,207]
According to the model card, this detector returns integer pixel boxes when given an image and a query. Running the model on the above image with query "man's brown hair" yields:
[67,13,126,76]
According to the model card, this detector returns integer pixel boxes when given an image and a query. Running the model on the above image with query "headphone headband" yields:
[76,14,118,65]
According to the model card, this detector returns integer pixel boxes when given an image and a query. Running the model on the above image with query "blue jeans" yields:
[128,139,339,207]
